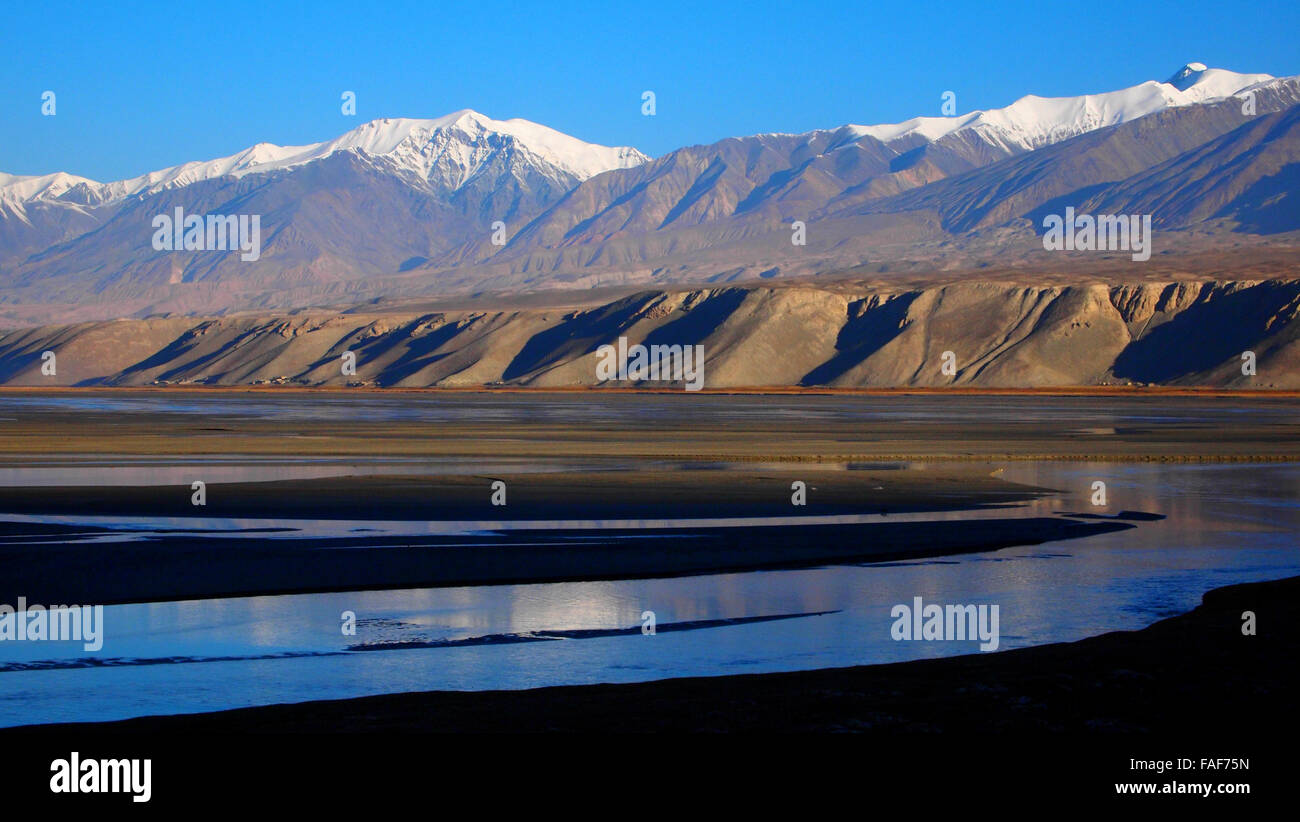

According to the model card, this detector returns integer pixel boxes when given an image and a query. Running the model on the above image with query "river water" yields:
[0,395,1296,727]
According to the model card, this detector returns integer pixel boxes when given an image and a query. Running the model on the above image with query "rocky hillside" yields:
[1,279,1295,388]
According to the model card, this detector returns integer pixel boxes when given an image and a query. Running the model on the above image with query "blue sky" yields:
[3,0,1298,182]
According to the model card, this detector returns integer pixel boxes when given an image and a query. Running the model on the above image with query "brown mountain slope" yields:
[1,279,1295,389]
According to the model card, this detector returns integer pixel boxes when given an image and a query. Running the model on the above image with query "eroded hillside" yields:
[1,279,1296,388]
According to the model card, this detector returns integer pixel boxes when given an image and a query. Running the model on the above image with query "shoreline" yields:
[17,574,1296,733]
[2,384,1300,397]
[0,514,1134,607]
[1,392,1297,463]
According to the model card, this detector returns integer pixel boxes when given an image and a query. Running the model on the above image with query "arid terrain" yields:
[2,270,1298,389]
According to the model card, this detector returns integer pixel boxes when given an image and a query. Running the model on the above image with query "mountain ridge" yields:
[0,110,650,207]
[3,64,1282,207]
[1,64,1298,328]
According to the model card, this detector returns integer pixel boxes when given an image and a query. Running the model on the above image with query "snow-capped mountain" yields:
[0,66,1282,208]
[841,63,1276,152]
[0,110,649,206]
[1,64,1297,328]
[492,64,1300,246]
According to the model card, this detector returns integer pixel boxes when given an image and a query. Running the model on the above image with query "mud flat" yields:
[0,506,1134,606]
[0,469,1046,521]
[0,389,1297,462]
[0,464,1135,605]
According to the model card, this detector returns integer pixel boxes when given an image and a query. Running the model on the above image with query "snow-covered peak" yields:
[314,111,650,186]
[1163,63,1274,101]
[0,171,98,204]
[1,66,1290,207]
[2,110,649,205]
[844,64,1281,152]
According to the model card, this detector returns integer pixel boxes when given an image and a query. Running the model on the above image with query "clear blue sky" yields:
[3,0,1297,182]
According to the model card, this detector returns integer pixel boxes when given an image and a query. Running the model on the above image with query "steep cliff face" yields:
[1,280,1297,388]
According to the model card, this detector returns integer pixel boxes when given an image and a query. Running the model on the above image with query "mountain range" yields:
[2,63,1298,328]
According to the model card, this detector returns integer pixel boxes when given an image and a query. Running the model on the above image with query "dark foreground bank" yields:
[20,575,1296,734]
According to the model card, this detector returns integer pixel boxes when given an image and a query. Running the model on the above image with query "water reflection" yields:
[0,460,1296,727]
